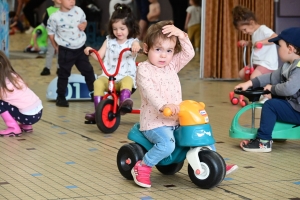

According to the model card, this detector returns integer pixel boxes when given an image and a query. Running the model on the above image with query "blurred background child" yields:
[184,0,201,52]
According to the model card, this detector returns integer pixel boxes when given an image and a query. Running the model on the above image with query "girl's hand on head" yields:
[162,25,185,39]
[84,47,92,55]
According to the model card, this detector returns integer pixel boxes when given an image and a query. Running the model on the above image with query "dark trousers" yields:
[168,0,189,31]
[257,98,300,140]
[23,0,47,28]
[0,100,42,125]
[57,45,95,97]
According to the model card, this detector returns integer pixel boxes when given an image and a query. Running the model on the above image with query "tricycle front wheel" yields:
[188,150,225,189]
[95,99,120,133]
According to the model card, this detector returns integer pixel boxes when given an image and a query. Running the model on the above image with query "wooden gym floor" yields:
[1,33,300,200]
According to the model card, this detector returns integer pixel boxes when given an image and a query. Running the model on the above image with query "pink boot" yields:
[85,96,102,123]
[119,89,133,115]
[0,111,22,136]
[19,124,33,133]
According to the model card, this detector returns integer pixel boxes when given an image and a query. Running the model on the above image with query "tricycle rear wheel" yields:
[188,150,225,189]
[117,143,146,180]
[156,162,184,175]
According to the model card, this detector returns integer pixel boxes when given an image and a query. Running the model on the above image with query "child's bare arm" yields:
[255,33,278,46]
[84,40,107,61]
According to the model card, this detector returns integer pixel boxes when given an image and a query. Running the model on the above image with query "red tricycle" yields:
[86,48,140,133]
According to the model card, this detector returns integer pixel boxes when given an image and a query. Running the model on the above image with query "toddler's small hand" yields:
[84,47,92,55]
[238,40,248,47]
[162,104,180,116]
[78,23,86,31]
[162,25,184,38]
[234,81,252,91]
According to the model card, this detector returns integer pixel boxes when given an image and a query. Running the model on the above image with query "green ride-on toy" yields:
[229,87,300,148]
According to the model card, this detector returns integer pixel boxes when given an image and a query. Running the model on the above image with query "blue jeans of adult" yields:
[142,126,216,167]
[257,98,300,140]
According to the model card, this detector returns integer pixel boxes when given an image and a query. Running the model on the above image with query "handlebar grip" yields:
[256,42,263,49]
[163,108,172,117]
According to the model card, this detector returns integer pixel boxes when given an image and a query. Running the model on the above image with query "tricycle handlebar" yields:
[89,48,132,77]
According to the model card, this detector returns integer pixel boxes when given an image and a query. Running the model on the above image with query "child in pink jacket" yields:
[0,51,43,136]
[132,21,238,188]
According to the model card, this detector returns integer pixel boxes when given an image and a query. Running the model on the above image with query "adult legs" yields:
[23,0,47,28]
[168,0,189,31]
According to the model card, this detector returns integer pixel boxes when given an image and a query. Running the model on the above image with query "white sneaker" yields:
[259,96,268,104]
[25,26,34,34]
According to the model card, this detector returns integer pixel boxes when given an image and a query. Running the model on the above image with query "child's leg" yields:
[250,66,273,79]
[41,38,56,75]
[56,46,76,107]
[85,76,108,122]
[74,49,95,93]
[187,26,194,49]
[243,98,300,152]
[194,24,201,51]
[131,126,176,188]
[118,76,134,115]
[239,67,245,80]
[0,101,21,136]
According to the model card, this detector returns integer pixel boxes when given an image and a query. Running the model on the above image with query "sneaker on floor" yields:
[131,161,152,188]
[226,164,238,175]
[40,67,50,76]
[56,96,69,107]
[258,96,269,104]
[25,26,34,34]
[242,138,272,152]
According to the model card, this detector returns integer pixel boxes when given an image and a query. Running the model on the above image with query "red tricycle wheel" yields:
[95,99,120,133]
[240,140,249,149]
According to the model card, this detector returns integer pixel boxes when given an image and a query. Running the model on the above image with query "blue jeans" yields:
[257,98,300,140]
[142,126,216,167]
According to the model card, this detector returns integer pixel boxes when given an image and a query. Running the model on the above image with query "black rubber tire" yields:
[156,162,185,175]
[95,99,120,133]
[188,150,226,189]
[117,143,145,180]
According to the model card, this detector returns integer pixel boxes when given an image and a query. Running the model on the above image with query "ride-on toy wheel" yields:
[117,143,146,180]
[240,140,249,148]
[95,99,120,133]
[188,150,225,189]
[156,162,184,175]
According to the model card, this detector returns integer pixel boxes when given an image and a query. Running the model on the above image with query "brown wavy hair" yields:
[107,3,139,39]
[143,21,182,55]
[232,5,257,29]
[0,51,24,99]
